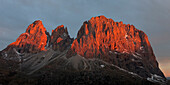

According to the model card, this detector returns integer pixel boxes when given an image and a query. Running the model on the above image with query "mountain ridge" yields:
[68,15,165,79]
[0,15,167,85]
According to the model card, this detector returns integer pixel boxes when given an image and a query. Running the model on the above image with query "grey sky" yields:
[0,0,170,76]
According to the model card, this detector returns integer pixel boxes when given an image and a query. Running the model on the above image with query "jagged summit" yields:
[90,15,108,20]
[0,15,166,84]
[53,25,64,31]
[25,20,45,34]
[68,15,165,79]
[49,25,73,51]
[3,20,48,53]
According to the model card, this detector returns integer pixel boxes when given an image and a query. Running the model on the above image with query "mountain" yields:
[49,25,74,51]
[1,20,50,62]
[68,15,165,79]
[0,16,167,85]
[4,20,49,53]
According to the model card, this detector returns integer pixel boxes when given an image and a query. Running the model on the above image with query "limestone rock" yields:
[49,25,73,51]
[68,15,165,79]
[3,20,48,53]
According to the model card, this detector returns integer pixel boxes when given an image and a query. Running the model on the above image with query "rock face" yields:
[49,25,73,51]
[68,15,165,78]
[3,20,49,53]
[0,16,166,84]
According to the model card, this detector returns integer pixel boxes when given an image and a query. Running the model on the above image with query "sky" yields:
[0,0,169,77]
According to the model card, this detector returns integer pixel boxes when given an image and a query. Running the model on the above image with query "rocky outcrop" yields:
[3,20,48,53]
[68,15,165,79]
[49,25,73,51]
[0,16,166,84]
[1,21,74,62]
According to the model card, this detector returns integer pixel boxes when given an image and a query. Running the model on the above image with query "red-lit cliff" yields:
[68,15,165,78]
[1,20,73,60]
[3,20,49,53]
[0,16,166,84]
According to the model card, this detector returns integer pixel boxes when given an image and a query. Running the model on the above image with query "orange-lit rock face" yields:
[49,25,73,51]
[5,20,48,53]
[72,16,152,59]
[69,15,165,78]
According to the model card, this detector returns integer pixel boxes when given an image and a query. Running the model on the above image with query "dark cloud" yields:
[0,0,170,76]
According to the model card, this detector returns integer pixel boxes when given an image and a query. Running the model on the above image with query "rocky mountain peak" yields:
[68,15,165,79]
[49,25,73,51]
[54,25,64,31]
[0,16,166,84]
[3,20,48,53]
[25,20,46,34]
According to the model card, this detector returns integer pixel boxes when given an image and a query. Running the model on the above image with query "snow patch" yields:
[140,46,145,53]
[5,53,7,57]
[114,52,118,54]
[147,74,165,83]
[13,48,21,55]
[129,72,136,75]
[122,50,129,54]
[132,53,142,59]
[140,46,144,50]
[100,65,105,68]
[109,51,113,53]
[135,52,141,56]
